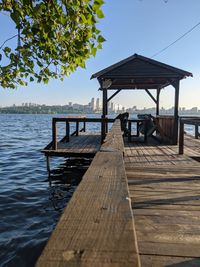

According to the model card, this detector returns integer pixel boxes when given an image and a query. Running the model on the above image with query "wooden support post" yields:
[156,89,160,116]
[179,119,184,154]
[195,124,199,139]
[76,121,79,136]
[101,118,105,144]
[83,121,86,132]
[66,121,69,142]
[107,89,121,102]
[52,118,57,150]
[46,156,52,185]
[102,89,108,141]
[128,121,131,142]
[145,89,157,104]
[136,121,139,137]
[172,80,180,145]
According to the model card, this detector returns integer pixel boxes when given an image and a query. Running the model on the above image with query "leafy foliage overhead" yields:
[0,0,105,88]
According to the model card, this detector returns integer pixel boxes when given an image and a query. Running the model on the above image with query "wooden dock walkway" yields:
[183,134,200,158]
[37,120,141,267]
[37,119,200,267]
[42,133,101,157]
[124,138,200,266]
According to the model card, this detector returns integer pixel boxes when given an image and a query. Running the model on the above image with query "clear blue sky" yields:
[0,0,200,109]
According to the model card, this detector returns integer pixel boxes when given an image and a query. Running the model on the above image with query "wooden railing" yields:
[155,115,175,143]
[179,117,200,154]
[51,117,115,150]
[36,120,141,267]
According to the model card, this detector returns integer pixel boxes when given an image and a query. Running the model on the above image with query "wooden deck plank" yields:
[42,133,101,157]
[37,152,140,267]
[124,135,200,266]
[140,255,200,267]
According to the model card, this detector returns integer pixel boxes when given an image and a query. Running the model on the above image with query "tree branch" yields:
[0,34,18,50]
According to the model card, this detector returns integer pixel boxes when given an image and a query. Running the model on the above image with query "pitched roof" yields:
[91,54,192,89]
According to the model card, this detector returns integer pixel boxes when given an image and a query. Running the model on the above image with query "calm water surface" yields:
[0,114,196,267]
[0,114,99,267]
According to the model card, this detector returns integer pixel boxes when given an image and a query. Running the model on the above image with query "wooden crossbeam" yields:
[107,89,121,102]
[145,89,157,104]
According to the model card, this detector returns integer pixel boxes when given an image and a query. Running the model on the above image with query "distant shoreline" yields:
[0,104,200,116]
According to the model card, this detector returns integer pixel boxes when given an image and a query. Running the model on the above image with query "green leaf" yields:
[97,35,106,43]
[4,47,11,53]
[96,9,104,19]
[10,11,21,26]
[91,47,97,57]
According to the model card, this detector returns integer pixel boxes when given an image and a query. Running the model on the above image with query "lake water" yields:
[0,114,197,266]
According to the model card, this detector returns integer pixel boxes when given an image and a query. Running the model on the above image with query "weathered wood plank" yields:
[42,133,101,157]
[138,241,200,257]
[101,120,124,154]
[124,135,200,265]
[37,150,140,266]
[140,255,200,267]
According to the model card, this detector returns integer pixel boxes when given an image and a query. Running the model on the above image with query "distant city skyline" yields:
[1,1,200,108]
[1,96,200,115]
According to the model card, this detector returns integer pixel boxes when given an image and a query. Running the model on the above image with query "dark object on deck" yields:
[138,114,154,135]
[138,114,168,142]
[115,112,129,136]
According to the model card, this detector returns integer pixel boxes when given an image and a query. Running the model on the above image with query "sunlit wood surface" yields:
[125,135,200,266]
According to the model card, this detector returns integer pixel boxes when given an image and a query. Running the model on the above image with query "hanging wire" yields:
[151,21,200,58]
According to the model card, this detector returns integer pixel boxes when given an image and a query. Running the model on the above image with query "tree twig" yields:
[0,34,18,50]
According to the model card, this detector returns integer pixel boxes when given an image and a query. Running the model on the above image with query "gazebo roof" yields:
[91,54,192,90]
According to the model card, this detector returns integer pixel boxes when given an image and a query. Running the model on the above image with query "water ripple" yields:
[0,114,83,267]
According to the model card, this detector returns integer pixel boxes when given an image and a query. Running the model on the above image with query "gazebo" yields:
[91,54,192,144]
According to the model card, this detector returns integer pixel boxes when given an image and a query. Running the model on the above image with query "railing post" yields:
[179,119,184,154]
[195,124,199,139]
[83,121,86,132]
[76,121,79,136]
[136,121,139,137]
[101,117,106,143]
[66,121,69,142]
[128,121,131,142]
[52,118,57,150]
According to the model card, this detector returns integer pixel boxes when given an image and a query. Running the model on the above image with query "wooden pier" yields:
[42,117,115,179]
[37,55,200,266]
[42,117,115,157]
[125,137,200,266]
[37,119,200,267]
[37,120,141,267]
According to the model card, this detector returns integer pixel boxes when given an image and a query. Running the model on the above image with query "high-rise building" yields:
[96,98,100,111]
[91,97,95,111]
[111,102,114,112]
